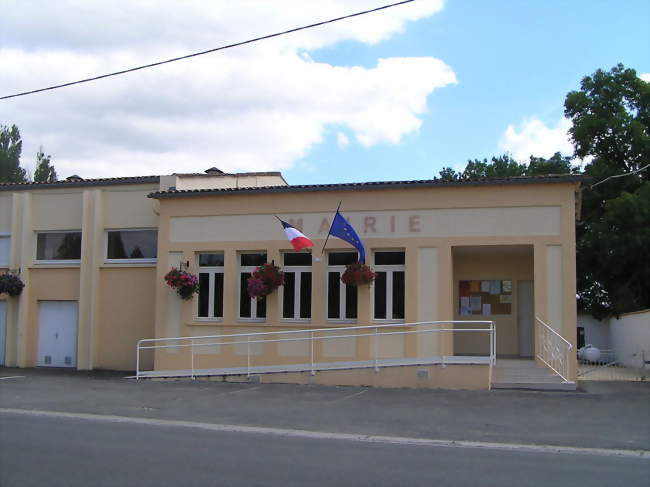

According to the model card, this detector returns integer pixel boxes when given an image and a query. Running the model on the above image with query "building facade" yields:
[0,171,586,389]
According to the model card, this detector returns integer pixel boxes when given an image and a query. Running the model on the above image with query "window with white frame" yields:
[0,234,10,267]
[106,229,157,262]
[36,231,82,262]
[373,251,405,321]
[197,253,224,320]
[282,252,312,320]
[239,252,267,320]
[327,252,358,321]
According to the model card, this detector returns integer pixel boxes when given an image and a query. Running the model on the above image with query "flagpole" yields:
[320,201,342,255]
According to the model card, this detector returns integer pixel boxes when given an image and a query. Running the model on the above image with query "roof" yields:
[173,171,283,177]
[0,175,160,191]
[148,174,589,199]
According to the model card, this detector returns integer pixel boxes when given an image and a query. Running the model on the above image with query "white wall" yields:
[577,314,611,350]
[609,310,650,367]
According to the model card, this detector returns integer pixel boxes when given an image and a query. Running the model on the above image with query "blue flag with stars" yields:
[328,211,365,262]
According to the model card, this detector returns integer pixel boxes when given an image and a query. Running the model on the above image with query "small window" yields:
[36,232,82,262]
[327,252,358,321]
[0,235,10,267]
[107,229,157,261]
[239,252,267,320]
[374,251,405,321]
[282,252,312,320]
[197,253,224,320]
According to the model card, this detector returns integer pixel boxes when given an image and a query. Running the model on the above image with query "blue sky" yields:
[287,0,650,184]
[2,0,649,182]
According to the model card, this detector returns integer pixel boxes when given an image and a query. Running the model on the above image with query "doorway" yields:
[37,301,78,367]
[517,280,534,357]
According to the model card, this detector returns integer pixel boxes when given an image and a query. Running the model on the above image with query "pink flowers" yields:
[341,262,375,286]
[247,262,284,299]
[164,267,199,300]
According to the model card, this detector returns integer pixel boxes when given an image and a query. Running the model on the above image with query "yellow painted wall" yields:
[96,267,156,371]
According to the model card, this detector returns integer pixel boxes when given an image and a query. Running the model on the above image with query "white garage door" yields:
[0,301,6,366]
[37,301,78,368]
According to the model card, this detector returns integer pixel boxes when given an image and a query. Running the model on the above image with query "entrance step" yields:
[491,359,576,391]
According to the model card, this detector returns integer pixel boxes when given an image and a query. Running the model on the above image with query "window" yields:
[0,234,9,267]
[239,252,267,320]
[327,252,358,321]
[36,231,82,262]
[106,229,157,261]
[282,253,312,320]
[197,253,224,320]
[374,251,405,321]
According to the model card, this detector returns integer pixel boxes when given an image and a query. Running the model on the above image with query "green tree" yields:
[33,147,57,183]
[0,124,27,183]
[565,64,650,317]
[526,152,578,176]
[461,154,526,179]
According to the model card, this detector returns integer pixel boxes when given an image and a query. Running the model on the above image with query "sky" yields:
[1,0,649,184]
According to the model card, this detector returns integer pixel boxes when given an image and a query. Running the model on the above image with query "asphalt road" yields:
[1,413,648,487]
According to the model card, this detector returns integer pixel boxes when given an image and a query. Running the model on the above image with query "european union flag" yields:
[328,211,366,262]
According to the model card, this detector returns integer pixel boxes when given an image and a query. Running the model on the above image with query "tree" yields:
[33,147,57,183]
[565,64,649,317]
[526,152,578,176]
[436,153,574,181]
[0,124,27,183]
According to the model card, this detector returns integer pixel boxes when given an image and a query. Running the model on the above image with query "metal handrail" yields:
[535,316,573,382]
[136,320,495,379]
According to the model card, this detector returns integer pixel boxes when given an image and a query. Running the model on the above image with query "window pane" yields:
[375,251,405,265]
[328,272,340,319]
[37,232,82,260]
[214,273,224,318]
[256,296,266,318]
[283,272,295,319]
[283,253,312,266]
[240,273,251,318]
[107,230,157,259]
[328,252,358,265]
[392,271,405,319]
[241,253,267,266]
[300,272,311,319]
[345,284,357,319]
[374,272,387,319]
[198,273,209,317]
[199,253,224,267]
[0,236,9,266]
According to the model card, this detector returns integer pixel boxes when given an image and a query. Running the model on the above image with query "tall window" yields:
[0,234,9,267]
[327,252,358,321]
[374,251,405,321]
[282,253,312,320]
[36,231,82,262]
[239,252,267,320]
[197,253,224,320]
[106,229,157,262]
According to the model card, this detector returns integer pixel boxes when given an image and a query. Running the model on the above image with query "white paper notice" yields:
[470,296,482,312]
[481,280,490,293]
[482,304,491,315]
[489,280,501,295]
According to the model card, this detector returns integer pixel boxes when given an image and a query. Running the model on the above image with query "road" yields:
[1,412,648,487]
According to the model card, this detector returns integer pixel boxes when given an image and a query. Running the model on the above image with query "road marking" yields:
[0,376,25,380]
[328,389,368,403]
[1,407,648,460]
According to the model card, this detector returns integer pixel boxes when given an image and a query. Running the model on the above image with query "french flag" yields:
[278,218,314,251]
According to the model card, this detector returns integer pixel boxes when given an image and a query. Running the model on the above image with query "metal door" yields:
[517,280,534,357]
[37,301,78,367]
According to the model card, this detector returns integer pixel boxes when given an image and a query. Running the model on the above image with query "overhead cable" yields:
[1,0,417,100]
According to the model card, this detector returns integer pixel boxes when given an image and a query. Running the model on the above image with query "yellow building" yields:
[0,169,587,390]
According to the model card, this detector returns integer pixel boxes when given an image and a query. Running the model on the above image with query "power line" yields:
[1,0,417,100]
[590,163,650,189]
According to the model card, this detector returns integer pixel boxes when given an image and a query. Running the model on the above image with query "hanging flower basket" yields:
[164,267,199,300]
[0,272,25,297]
[247,262,284,299]
[341,262,375,287]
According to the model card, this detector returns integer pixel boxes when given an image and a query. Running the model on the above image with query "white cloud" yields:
[0,0,453,179]
[500,117,574,161]
[337,132,350,148]
[640,73,650,82]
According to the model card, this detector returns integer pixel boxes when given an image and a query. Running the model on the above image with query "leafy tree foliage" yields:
[0,124,27,183]
[565,64,649,317]
[33,147,58,183]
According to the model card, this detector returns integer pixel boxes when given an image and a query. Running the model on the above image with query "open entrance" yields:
[452,245,534,358]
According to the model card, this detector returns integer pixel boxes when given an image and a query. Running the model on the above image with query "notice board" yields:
[459,280,512,315]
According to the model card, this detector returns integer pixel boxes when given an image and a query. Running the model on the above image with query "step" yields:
[491,381,576,391]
